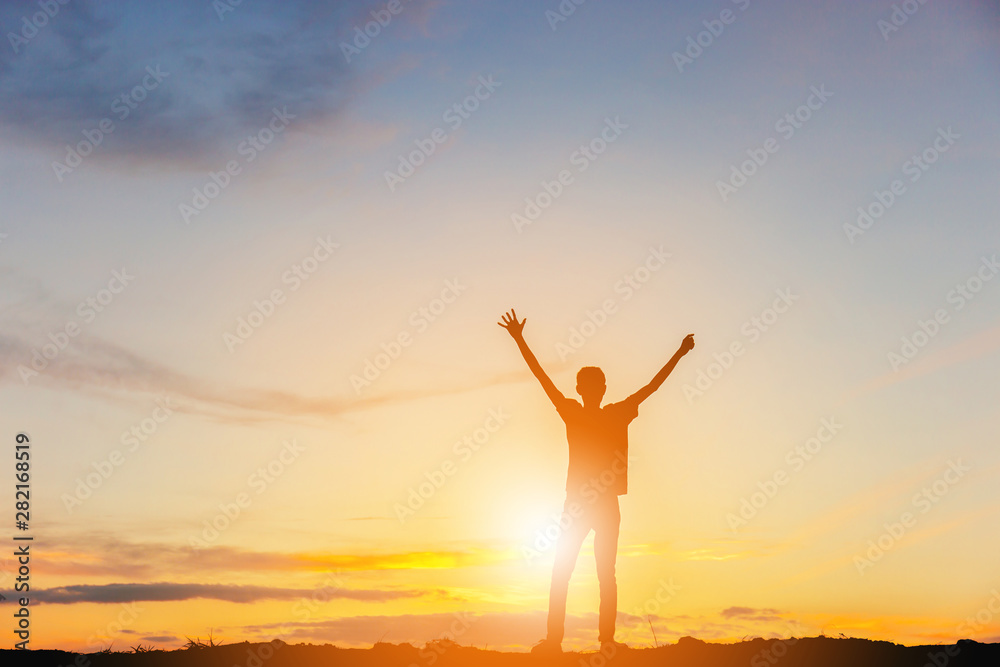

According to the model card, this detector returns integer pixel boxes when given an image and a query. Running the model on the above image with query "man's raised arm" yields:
[498,309,565,407]
[627,333,695,406]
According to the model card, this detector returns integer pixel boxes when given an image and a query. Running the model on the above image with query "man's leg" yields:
[546,497,591,644]
[594,495,621,643]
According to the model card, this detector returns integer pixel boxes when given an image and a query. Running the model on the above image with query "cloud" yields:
[141,635,180,643]
[34,539,813,649]
[0,0,441,165]
[239,610,552,651]
[849,319,1000,400]
[0,268,536,426]
[38,537,515,579]
[0,323,527,425]
[293,549,514,572]
[721,606,784,623]
[237,609,809,651]
[33,581,426,604]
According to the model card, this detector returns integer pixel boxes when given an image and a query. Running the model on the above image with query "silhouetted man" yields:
[498,309,694,654]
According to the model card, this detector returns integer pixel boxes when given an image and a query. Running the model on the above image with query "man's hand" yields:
[499,309,564,406]
[679,333,695,355]
[626,332,696,406]
[498,309,526,339]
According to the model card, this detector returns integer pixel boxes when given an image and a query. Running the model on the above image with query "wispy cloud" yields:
[237,609,811,650]
[721,606,784,623]
[39,537,516,579]
[293,549,515,571]
[34,582,425,604]
[141,635,180,643]
[845,319,1000,402]
[0,323,526,425]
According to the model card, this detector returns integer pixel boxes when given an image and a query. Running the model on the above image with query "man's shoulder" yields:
[604,395,640,418]
[554,397,584,422]
[557,397,582,411]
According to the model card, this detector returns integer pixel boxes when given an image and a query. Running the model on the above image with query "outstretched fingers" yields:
[498,309,526,334]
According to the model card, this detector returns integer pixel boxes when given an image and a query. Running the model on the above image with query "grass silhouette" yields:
[3,636,998,667]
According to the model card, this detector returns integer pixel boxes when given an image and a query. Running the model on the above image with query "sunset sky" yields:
[1,0,999,653]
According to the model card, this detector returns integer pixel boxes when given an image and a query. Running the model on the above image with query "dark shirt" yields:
[555,396,639,496]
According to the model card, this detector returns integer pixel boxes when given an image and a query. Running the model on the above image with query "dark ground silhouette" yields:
[3,636,999,666]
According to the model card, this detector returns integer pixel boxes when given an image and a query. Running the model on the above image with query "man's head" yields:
[576,366,606,405]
